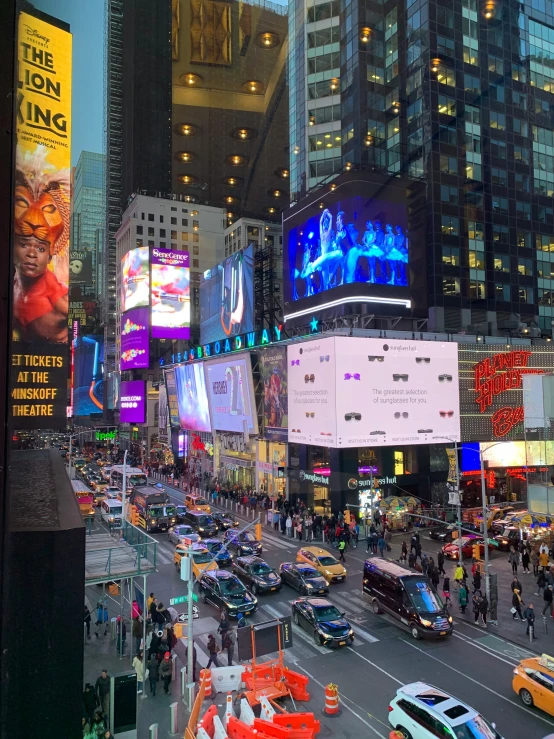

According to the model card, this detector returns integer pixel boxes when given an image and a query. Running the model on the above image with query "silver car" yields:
[168,524,201,545]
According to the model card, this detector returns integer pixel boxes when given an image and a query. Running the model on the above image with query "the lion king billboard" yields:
[10,9,72,428]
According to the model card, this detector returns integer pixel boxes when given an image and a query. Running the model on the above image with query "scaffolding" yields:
[254,243,282,331]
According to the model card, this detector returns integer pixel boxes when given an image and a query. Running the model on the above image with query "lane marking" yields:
[402,639,554,728]
[259,603,331,655]
[347,647,403,684]
[452,632,519,666]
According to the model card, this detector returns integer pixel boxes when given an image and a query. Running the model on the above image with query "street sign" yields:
[183,537,193,547]
[178,607,199,621]
[170,594,199,605]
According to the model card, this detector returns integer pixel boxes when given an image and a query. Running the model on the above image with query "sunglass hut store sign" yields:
[459,344,554,441]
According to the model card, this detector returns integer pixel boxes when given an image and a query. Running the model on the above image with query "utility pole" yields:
[122,450,128,523]
[480,448,491,603]
[186,542,194,710]
[455,441,463,566]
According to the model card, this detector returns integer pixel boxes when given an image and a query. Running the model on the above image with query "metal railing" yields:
[85,520,158,583]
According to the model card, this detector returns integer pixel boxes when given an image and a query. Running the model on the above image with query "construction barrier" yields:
[260,697,276,723]
[197,729,211,739]
[224,693,235,727]
[323,684,340,717]
[210,665,244,693]
[282,668,310,702]
[213,715,228,739]
[389,733,405,739]
[197,705,218,736]
[239,698,256,726]
[227,715,259,739]
[200,668,212,697]
[253,719,290,738]
[185,671,210,739]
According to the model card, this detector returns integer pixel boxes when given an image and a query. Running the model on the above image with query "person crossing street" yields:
[338,538,346,563]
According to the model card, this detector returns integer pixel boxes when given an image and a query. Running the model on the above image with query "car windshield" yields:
[150,506,164,517]
[220,578,245,595]
[240,533,256,543]
[313,605,342,621]
[207,542,222,552]
[299,567,319,578]
[129,475,147,486]
[194,498,208,506]
[251,563,272,575]
[451,715,500,739]
[317,556,338,566]
[176,506,186,514]
[404,579,443,613]
[108,505,122,515]
[501,528,515,537]
[165,506,176,516]
[192,552,212,564]
[177,526,193,535]
[197,516,214,526]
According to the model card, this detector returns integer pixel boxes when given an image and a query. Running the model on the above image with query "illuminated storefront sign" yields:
[96,431,116,441]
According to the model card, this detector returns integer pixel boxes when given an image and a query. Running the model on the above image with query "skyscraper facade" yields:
[288,0,554,336]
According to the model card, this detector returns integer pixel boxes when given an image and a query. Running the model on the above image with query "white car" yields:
[388,682,503,739]
[168,524,201,546]
[104,486,122,499]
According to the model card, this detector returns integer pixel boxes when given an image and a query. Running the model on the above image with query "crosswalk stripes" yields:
[258,603,332,655]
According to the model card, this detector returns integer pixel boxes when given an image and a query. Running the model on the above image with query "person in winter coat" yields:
[536,570,547,598]
[421,554,429,576]
[131,600,142,620]
[217,610,229,645]
[286,515,293,537]
[95,670,110,719]
[437,550,446,576]
[478,594,489,626]
[454,565,464,589]
[378,536,386,557]
[132,651,144,693]
[430,566,440,590]
[160,652,172,694]
[531,549,540,577]
[83,683,99,725]
[206,634,219,668]
[540,549,550,571]
[400,541,408,562]
[132,618,142,655]
[442,576,451,606]
[511,575,523,597]
[523,603,537,639]
[512,589,525,620]
[509,547,520,575]
[95,602,109,637]
[84,605,92,640]
[543,585,553,617]
[473,570,481,593]
[458,583,468,613]
[522,548,531,574]
[148,653,160,696]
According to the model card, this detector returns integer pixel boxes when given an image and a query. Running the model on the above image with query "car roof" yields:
[396,683,477,727]
[304,597,333,607]
[296,562,317,569]
[301,546,332,556]
[186,510,209,517]
[212,570,238,579]
[237,556,266,565]
[176,542,207,552]
[203,538,221,544]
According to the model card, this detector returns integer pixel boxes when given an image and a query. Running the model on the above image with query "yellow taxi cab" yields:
[296,546,346,584]
[513,653,554,714]
[174,542,218,581]
[184,493,211,513]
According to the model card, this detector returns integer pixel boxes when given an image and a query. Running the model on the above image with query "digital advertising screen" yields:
[120,380,146,424]
[120,307,150,370]
[121,247,150,312]
[151,247,190,339]
[175,363,211,432]
[200,245,254,345]
[260,346,288,441]
[287,337,460,448]
[73,335,104,416]
[165,368,180,428]
[205,353,258,434]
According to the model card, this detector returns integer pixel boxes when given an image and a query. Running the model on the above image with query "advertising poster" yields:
[175,363,211,432]
[151,247,190,339]
[165,368,180,428]
[73,335,104,416]
[259,346,288,441]
[120,380,146,424]
[69,251,93,284]
[287,337,460,448]
[158,385,169,444]
[200,245,254,344]
[120,307,150,370]
[121,247,150,312]
[11,11,72,428]
[205,353,258,434]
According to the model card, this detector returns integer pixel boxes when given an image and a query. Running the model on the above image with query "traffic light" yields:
[472,543,481,560]
[344,509,351,525]
[173,623,183,638]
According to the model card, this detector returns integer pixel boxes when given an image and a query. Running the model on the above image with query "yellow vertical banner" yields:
[446,447,457,483]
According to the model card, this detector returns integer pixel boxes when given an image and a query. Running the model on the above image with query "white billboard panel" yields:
[204,353,258,434]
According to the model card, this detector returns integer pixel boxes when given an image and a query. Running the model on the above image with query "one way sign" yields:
[178,606,199,622]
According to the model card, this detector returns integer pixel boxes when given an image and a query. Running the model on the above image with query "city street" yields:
[91,478,554,739]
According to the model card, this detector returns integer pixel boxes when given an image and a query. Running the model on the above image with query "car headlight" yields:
[199,528,204,532]
[151,519,155,524]
[447,616,453,624]
[348,628,354,636]
[420,618,432,627]
[305,583,313,589]
[325,570,331,575]
[109,516,114,522]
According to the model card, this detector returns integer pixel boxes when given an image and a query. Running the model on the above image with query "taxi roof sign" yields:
[540,654,554,670]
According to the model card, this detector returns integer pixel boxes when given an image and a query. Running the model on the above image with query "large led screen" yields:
[287,337,460,448]
[120,380,146,424]
[260,346,288,441]
[205,353,258,434]
[121,247,150,312]
[120,307,150,370]
[165,368,180,428]
[175,363,211,432]
[73,335,104,416]
[200,245,254,345]
[151,247,190,339]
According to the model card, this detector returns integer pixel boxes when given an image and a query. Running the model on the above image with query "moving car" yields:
[493,526,526,551]
[279,562,329,595]
[203,538,233,567]
[181,509,218,537]
[223,529,262,557]
[184,493,211,512]
[167,524,201,545]
[491,510,520,534]
[197,570,257,618]
[232,556,282,594]
[211,510,238,531]
[429,524,458,543]
[389,682,503,739]
[513,653,554,715]
[442,535,493,560]
[175,505,188,523]
[291,597,354,648]
[100,499,123,528]
[296,546,346,583]
[104,486,122,499]
[173,543,218,580]
[363,558,453,640]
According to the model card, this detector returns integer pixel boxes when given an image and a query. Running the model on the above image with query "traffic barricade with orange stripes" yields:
[197,704,218,735]
[273,712,321,739]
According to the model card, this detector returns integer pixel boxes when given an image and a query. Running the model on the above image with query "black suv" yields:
[223,529,262,556]
[211,510,239,531]
[279,562,329,595]
[197,570,257,618]
[292,597,354,648]
[232,556,281,595]
[183,510,218,537]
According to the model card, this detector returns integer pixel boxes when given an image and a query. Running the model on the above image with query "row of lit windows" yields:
[442,278,534,302]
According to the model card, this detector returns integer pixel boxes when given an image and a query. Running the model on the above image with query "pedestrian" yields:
[372,531,379,554]
[522,548,531,574]
[378,535,386,558]
[338,538,346,563]
[442,576,451,606]
[531,548,540,577]
[430,565,440,590]
[542,585,553,617]
[437,550,446,576]
[160,652,172,694]
[84,605,92,640]
[95,670,110,720]
[408,551,416,568]
[206,634,219,668]
[132,651,144,694]
[472,590,482,624]
[131,600,142,621]
[459,583,468,614]
[217,610,229,645]
[90,711,105,737]
[415,542,422,562]
[454,564,464,590]
[511,575,523,598]
[147,592,155,613]
[535,570,546,598]
[221,628,235,666]
[523,603,537,640]
[512,588,525,621]
[421,553,428,576]
[95,601,109,638]
[286,515,292,537]
[83,683,99,725]
[473,569,481,593]
[540,549,550,572]
[508,547,520,575]
[478,593,488,627]
[132,618,142,655]
[384,527,392,552]
[149,630,162,660]
[400,541,407,562]
[353,522,359,548]
[296,519,303,541]
[410,532,418,554]
[149,596,159,624]
[366,531,372,553]
[147,653,159,696]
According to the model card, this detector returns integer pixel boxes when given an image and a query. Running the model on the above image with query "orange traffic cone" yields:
[200,668,212,697]
[323,683,340,717]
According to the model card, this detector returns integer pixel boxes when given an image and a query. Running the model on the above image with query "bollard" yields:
[149,724,159,739]
[110,617,117,640]
[171,653,177,680]
[180,666,187,697]
[169,702,179,735]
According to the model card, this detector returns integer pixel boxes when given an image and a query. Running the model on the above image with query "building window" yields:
[488,55,504,75]
[464,75,480,94]
[513,119,528,137]
[171,243,177,250]
[193,233,199,242]
[469,248,485,269]
[494,254,510,272]
[436,64,455,86]
[193,245,199,255]
[513,145,529,164]
[439,124,457,146]
[492,197,508,214]
[539,207,554,224]
[182,219,188,226]
[171,230,177,239]
[171,217,177,225]
[148,240,155,247]
[437,35,455,56]
[136,225,143,235]
[443,277,460,294]
[468,221,484,240]
[441,215,459,236]
[440,185,458,204]
[515,174,530,193]
[512,63,527,82]
[490,139,506,159]
[438,95,456,116]
[469,278,486,299]
[193,220,199,229]
[148,214,154,221]
[394,451,404,476]
[512,91,527,110]
[440,154,457,174]
[159,242,166,248]
[148,227,155,237]
[516,201,531,219]
[491,168,507,187]
[182,232,188,240]
[518,231,532,249]
[141,212,145,220]
[136,239,143,247]
[490,112,506,131]
[539,288,554,306]
[537,234,554,252]
[192,259,199,268]
[442,246,460,265]
[160,215,164,223]
[493,225,509,244]
[518,258,533,276]
[495,283,511,301]
[160,229,166,237]
[464,105,480,125]
[519,287,534,302]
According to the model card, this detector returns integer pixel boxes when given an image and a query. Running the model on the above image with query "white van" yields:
[100,499,123,528]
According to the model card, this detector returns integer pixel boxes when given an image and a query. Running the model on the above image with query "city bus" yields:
[109,465,147,492]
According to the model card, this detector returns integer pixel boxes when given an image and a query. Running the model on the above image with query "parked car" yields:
[296,546,346,584]
[223,529,262,557]
[202,538,233,567]
[197,570,257,618]
[279,562,329,595]
[232,556,281,594]
[211,510,238,531]
[291,597,354,648]
[167,524,201,545]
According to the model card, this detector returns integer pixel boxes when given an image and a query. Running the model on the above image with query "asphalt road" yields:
[142,482,554,739]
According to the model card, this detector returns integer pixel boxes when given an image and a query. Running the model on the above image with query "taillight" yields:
[388,705,393,712]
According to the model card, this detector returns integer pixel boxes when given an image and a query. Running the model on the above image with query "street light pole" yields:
[455,441,463,566]
[480,447,491,603]
[122,449,128,523]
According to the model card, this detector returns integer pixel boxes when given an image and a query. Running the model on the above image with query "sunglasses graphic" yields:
[439,410,454,417]
[344,373,361,381]
[319,355,330,362]
[393,374,409,382]
[370,430,386,435]
[345,412,362,421]
[304,374,315,383]
[305,411,315,418]
[291,428,301,433]
[290,359,300,366]
[368,355,384,362]
[415,357,431,364]
[394,412,409,419]
[418,428,433,433]
[438,374,452,382]
[320,432,332,436]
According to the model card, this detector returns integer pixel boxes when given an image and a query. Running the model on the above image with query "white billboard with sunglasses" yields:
[288,337,460,448]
